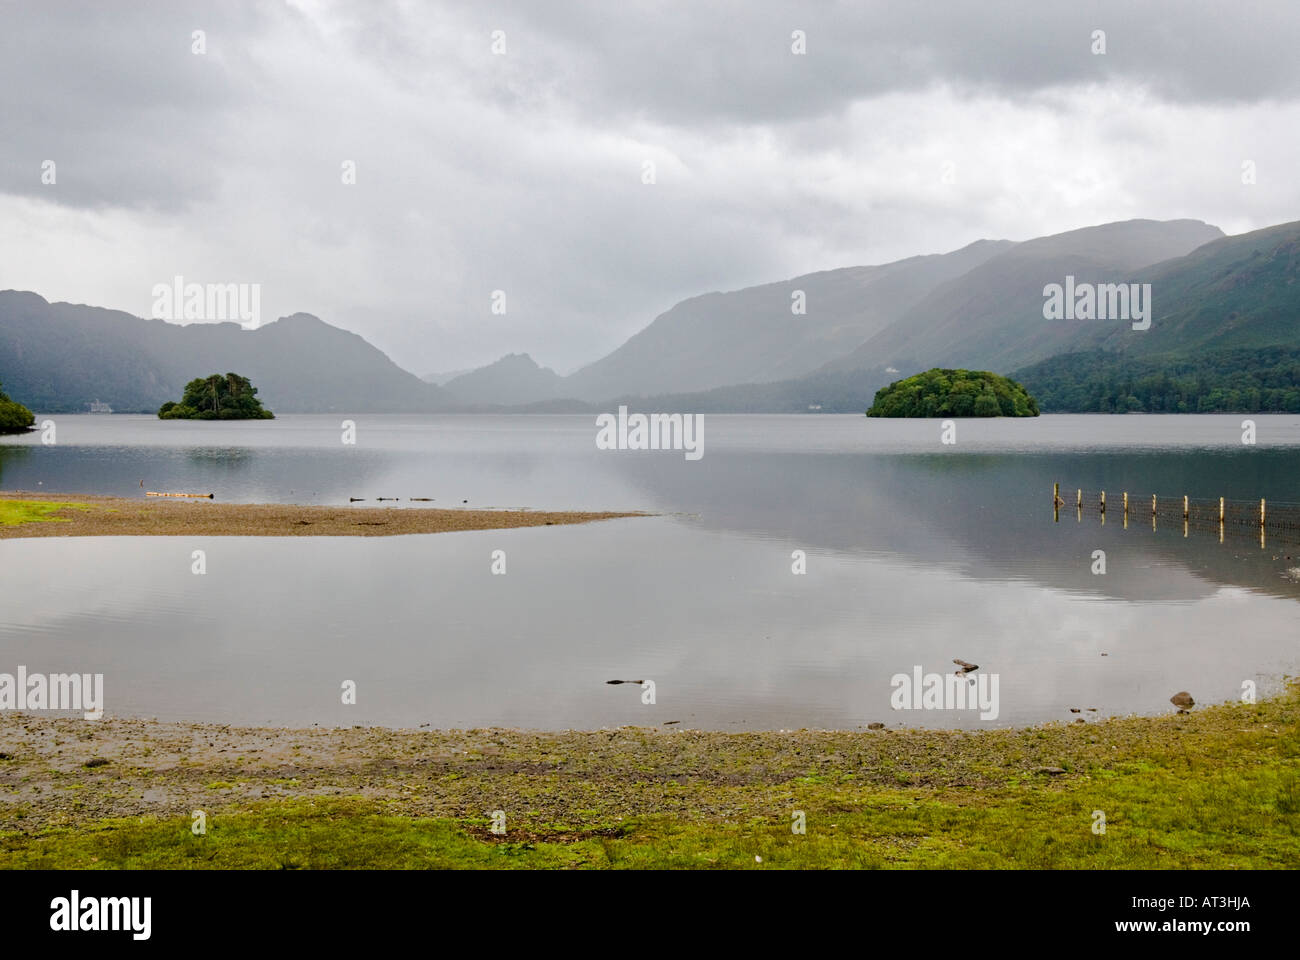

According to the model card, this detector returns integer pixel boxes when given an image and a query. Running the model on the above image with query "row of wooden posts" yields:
[1050,481,1293,547]
[1053,483,1266,524]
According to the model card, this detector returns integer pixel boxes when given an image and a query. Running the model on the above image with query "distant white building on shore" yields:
[87,400,113,414]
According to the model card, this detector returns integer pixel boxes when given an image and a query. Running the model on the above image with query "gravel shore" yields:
[1,689,1294,868]
[0,697,1264,834]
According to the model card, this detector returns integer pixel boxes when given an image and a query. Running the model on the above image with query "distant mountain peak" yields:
[0,295,448,413]
[441,351,564,406]
[489,352,549,369]
[0,289,51,306]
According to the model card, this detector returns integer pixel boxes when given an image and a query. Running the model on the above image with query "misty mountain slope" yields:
[441,353,565,405]
[0,293,179,411]
[597,366,892,415]
[557,238,1015,402]
[421,368,473,385]
[1074,219,1300,357]
[1012,220,1300,412]
[202,313,451,412]
[0,292,450,413]
[829,219,1225,375]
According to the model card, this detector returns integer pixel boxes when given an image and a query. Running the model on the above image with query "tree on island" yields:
[0,378,36,433]
[867,368,1040,417]
[158,373,275,420]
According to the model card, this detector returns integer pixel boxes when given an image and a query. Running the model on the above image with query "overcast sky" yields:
[2,1,1298,376]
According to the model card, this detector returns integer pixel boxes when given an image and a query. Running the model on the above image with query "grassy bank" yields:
[1,683,1296,869]
[0,500,91,526]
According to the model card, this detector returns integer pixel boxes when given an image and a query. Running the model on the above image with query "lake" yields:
[3,413,1300,730]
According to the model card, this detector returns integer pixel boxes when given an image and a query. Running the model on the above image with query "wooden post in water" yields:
[1100,490,1105,514]
[1219,497,1225,522]
[1123,492,1128,516]
[1076,488,1082,509]
[1053,482,1059,522]
[1152,493,1157,516]
[1183,495,1189,520]
[1261,498,1266,527]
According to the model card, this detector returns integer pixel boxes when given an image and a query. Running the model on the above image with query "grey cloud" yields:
[0,0,285,210]
[1,0,1298,376]
[4,1,1297,212]
[436,0,1300,125]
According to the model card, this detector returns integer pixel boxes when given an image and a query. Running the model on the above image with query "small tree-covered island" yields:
[0,379,36,433]
[158,373,275,420]
[867,368,1040,418]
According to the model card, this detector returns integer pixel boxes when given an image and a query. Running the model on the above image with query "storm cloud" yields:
[2,0,1297,374]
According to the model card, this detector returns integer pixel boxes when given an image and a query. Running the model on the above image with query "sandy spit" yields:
[0,491,645,538]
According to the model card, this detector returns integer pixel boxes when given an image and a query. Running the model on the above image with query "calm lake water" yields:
[3,413,1300,730]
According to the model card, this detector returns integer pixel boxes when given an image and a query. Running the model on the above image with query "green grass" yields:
[0,804,601,870]
[3,760,1296,869]
[0,500,90,526]
[3,687,1297,869]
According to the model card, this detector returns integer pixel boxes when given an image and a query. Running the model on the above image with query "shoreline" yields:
[2,685,1296,868]
[0,491,644,538]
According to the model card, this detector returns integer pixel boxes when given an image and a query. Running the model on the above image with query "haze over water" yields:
[3,413,1299,730]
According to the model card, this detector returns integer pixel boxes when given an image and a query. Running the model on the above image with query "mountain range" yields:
[0,293,447,413]
[2,216,1297,414]
[822,218,1225,374]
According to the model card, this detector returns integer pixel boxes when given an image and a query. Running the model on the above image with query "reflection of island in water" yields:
[6,416,1300,608]
[3,422,1298,729]
[0,444,31,487]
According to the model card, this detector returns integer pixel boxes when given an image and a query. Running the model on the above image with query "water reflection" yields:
[2,415,1299,730]
[0,444,30,486]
